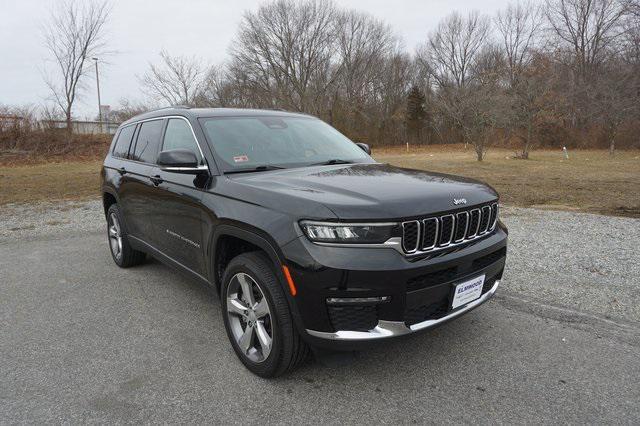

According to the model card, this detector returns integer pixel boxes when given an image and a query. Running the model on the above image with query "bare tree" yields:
[546,0,628,82]
[230,0,338,113]
[108,98,151,123]
[496,1,545,85]
[140,50,207,106]
[329,9,399,136]
[418,11,492,89]
[42,0,110,130]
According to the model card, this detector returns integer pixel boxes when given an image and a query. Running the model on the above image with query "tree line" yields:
[9,0,640,160]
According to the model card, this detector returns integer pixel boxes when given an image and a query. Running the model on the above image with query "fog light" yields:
[326,296,391,305]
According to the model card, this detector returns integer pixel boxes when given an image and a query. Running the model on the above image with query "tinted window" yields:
[112,125,135,158]
[132,119,164,164]
[162,119,203,164]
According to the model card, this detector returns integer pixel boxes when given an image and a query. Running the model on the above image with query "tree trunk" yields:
[522,121,532,160]
[609,138,615,157]
[65,109,73,134]
[609,124,617,157]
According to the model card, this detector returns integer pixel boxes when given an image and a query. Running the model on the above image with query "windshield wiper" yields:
[310,159,354,166]
[224,165,286,174]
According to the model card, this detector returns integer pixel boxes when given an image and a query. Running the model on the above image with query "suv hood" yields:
[226,163,498,220]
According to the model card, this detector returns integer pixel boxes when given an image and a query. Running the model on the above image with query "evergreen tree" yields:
[406,85,427,143]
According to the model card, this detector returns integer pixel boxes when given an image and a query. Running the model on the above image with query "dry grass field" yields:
[1,145,638,217]
[0,161,102,206]
[374,145,640,217]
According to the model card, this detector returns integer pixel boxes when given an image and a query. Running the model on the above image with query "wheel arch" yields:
[209,222,287,293]
[209,221,307,339]
[102,188,120,217]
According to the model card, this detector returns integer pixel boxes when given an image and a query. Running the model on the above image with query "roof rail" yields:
[140,105,192,115]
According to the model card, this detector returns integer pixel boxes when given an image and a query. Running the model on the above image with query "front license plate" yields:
[451,275,485,309]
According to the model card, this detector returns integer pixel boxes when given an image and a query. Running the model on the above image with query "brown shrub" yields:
[0,127,112,166]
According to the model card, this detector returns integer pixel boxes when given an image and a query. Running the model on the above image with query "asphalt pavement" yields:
[1,207,639,424]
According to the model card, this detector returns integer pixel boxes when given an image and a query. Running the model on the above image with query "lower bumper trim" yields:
[306,279,500,341]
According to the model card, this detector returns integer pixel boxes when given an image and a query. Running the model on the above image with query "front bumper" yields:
[281,222,507,348]
[306,279,499,340]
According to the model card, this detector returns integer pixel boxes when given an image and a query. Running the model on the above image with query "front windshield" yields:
[200,116,371,171]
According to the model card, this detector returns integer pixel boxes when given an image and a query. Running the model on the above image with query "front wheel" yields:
[221,252,308,377]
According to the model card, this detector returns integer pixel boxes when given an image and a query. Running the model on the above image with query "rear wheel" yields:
[221,252,308,377]
[106,204,145,268]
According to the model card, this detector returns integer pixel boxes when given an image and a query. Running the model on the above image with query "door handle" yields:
[150,175,163,186]
[118,167,127,176]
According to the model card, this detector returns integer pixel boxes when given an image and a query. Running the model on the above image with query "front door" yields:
[152,117,209,277]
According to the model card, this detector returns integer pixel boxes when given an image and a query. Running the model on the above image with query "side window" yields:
[131,119,164,164]
[112,125,136,158]
[162,119,203,164]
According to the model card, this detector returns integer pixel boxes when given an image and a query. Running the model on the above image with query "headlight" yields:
[300,221,399,244]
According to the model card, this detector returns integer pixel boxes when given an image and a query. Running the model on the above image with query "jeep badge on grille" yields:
[453,198,467,205]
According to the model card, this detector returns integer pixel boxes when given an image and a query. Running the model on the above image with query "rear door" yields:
[151,117,209,277]
[119,118,166,247]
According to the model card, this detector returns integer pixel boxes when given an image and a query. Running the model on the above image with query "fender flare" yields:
[208,222,287,288]
[209,222,306,334]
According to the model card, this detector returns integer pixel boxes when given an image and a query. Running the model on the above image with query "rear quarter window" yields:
[112,125,136,158]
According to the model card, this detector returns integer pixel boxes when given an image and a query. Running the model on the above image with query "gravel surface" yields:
[1,200,639,423]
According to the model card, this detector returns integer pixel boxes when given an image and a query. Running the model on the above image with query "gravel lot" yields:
[1,200,639,423]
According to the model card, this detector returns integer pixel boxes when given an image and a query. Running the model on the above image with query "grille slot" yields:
[467,209,481,238]
[438,215,455,246]
[400,203,499,256]
[421,218,438,249]
[489,204,498,230]
[401,221,420,253]
[454,212,469,242]
[479,205,491,234]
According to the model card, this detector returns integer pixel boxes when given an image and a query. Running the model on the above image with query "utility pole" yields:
[92,57,102,133]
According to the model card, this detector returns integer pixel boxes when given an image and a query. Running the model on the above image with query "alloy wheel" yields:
[226,272,273,363]
[108,213,123,261]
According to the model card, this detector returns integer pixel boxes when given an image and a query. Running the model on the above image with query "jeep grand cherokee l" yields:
[101,107,508,377]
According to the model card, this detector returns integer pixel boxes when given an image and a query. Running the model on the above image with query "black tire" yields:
[221,252,309,377]
[106,204,146,268]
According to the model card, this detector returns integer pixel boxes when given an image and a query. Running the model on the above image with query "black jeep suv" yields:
[101,107,507,377]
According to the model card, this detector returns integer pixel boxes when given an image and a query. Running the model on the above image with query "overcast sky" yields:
[0,0,513,119]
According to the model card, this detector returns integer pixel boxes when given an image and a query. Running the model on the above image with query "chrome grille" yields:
[401,203,499,255]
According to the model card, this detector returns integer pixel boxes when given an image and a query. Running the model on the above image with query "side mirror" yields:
[157,149,207,174]
[356,142,371,155]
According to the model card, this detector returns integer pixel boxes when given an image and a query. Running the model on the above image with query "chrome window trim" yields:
[114,115,209,172]
[159,165,210,173]
[454,211,469,243]
[437,214,455,247]
[421,218,439,250]
[401,220,420,253]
